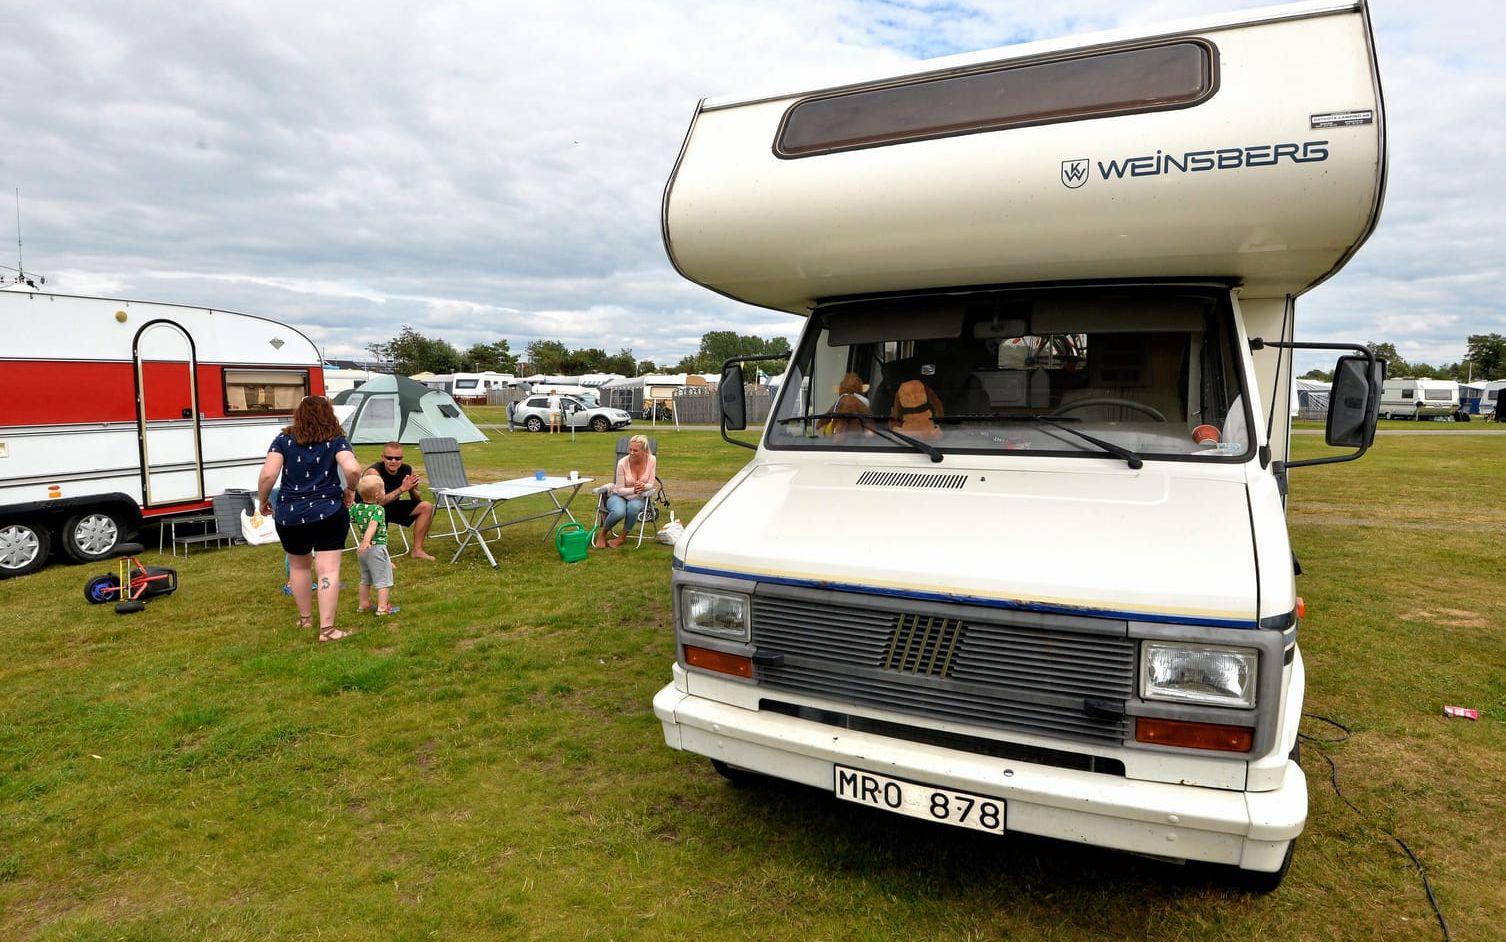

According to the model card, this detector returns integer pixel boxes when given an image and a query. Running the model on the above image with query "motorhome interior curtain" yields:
[777,41,1211,157]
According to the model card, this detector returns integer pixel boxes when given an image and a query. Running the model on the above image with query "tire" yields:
[0,520,51,579]
[525,416,544,432]
[114,600,146,614]
[62,510,124,563]
[84,574,121,604]
[591,416,610,433]
[710,759,765,787]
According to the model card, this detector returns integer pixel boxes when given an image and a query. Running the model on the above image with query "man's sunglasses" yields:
[382,455,404,462]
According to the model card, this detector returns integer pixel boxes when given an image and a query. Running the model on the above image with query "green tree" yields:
[683,331,793,373]
[635,359,658,375]
[1366,341,1408,376]
[1466,333,1506,380]
[368,326,462,376]
[600,348,637,376]
[524,340,571,375]
[461,339,518,374]
[1300,368,1332,382]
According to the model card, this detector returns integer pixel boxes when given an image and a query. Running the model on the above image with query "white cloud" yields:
[2,0,1500,372]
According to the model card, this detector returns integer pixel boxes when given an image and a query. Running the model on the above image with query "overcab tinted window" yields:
[778,42,1212,157]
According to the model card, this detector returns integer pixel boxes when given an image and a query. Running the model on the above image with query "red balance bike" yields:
[83,542,179,614]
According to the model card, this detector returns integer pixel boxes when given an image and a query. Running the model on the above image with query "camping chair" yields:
[418,436,498,542]
[593,436,671,547]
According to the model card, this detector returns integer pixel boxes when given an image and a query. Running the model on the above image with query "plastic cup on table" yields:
[534,470,546,481]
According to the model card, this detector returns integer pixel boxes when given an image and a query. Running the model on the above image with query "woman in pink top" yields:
[596,434,657,548]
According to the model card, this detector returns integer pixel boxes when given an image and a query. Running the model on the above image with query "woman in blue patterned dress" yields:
[256,396,363,642]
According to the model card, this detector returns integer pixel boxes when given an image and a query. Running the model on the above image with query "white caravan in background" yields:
[654,0,1387,890]
[1379,378,1458,419]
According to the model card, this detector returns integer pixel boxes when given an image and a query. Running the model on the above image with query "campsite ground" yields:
[2,431,1502,941]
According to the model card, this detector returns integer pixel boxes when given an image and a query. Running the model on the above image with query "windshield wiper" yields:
[932,413,1142,468]
[796,412,944,463]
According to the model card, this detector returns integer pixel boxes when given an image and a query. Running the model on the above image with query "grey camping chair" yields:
[594,436,670,547]
[419,437,497,541]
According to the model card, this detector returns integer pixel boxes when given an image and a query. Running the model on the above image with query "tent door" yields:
[134,320,204,506]
[355,394,402,442]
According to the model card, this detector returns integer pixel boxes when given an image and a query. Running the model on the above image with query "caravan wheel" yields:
[0,521,50,578]
[62,511,123,563]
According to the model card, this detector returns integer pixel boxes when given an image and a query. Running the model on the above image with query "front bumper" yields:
[653,672,1306,872]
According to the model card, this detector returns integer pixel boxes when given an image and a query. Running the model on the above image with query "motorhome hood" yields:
[682,462,1259,625]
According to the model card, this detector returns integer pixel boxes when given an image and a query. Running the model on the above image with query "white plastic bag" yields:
[240,509,279,545]
[656,515,684,546]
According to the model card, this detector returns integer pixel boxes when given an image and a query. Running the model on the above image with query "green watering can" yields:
[554,522,595,563]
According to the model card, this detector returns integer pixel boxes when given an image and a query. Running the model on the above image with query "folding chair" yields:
[418,437,498,541]
[594,437,672,547]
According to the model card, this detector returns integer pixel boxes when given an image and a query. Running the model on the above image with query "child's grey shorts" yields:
[358,545,394,589]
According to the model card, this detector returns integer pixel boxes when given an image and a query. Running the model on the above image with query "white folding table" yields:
[434,476,593,568]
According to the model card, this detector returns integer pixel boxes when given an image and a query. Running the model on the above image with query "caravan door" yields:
[134,320,205,506]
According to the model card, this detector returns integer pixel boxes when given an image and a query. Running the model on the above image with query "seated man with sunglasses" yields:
[362,442,437,560]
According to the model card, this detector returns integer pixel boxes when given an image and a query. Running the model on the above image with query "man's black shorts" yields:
[385,500,421,527]
[277,507,349,556]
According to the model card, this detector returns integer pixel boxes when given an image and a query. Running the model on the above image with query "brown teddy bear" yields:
[890,379,943,440]
[820,372,871,438]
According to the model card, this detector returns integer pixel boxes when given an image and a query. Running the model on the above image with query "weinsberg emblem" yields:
[1061,158,1089,189]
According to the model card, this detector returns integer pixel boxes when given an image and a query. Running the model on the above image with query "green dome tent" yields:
[332,374,488,444]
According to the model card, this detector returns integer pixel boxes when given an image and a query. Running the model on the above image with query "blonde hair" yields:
[629,434,649,452]
[357,475,385,503]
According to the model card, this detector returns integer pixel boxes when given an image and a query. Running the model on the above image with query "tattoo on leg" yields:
[320,577,331,590]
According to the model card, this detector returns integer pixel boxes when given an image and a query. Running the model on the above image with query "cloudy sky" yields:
[2,0,1501,374]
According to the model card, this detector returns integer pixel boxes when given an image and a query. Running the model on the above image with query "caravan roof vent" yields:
[855,471,967,490]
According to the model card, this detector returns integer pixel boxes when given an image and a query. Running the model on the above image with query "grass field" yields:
[2,430,1502,940]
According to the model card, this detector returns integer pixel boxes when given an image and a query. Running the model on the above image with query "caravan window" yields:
[224,369,309,414]
[778,41,1212,157]
[1401,389,1414,399]
[768,287,1252,462]
[1424,389,1452,401]
[455,379,479,390]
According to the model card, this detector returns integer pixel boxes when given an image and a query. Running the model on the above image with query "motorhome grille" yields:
[854,471,968,489]
[883,614,965,677]
[752,594,1134,745]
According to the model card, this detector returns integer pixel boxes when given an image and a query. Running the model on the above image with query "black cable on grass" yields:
[1299,712,1452,942]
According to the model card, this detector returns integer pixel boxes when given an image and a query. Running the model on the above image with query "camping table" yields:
[435,476,593,568]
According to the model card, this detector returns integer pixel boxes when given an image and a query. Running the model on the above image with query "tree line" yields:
[1300,334,1506,382]
[366,327,791,378]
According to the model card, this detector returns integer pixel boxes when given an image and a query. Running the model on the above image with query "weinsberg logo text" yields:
[1061,140,1330,188]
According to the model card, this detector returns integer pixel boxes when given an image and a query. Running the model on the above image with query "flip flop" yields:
[376,605,401,616]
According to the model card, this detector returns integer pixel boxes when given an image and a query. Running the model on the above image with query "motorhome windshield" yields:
[768,288,1251,461]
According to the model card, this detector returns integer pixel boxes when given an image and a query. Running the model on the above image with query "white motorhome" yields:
[0,290,325,576]
[653,0,1387,890]
[1379,378,1458,420]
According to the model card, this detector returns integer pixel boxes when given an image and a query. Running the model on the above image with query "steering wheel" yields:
[1049,398,1169,423]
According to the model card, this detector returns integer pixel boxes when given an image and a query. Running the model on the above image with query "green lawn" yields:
[1,432,1501,940]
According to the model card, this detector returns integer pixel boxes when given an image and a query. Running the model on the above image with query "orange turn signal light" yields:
[683,645,753,678]
[1296,596,1307,620]
[1136,717,1253,753]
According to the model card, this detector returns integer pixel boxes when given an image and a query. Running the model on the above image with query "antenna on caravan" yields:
[3,189,45,290]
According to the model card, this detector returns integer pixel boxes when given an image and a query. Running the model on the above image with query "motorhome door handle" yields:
[1083,697,1125,720]
[750,649,786,668]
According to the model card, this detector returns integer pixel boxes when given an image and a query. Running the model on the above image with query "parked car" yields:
[512,395,632,433]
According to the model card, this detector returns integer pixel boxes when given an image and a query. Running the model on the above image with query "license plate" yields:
[834,765,1005,835]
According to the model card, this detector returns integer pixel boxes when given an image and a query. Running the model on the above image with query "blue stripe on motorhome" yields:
[676,562,1258,629]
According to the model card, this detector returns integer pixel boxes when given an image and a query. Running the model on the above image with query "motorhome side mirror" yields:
[1326,354,1384,448]
[720,363,747,430]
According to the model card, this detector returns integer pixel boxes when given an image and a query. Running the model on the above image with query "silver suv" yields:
[510,395,633,433]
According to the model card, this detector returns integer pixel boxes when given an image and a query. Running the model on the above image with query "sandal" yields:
[297,614,314,630]
[318,626,353,643]
[376,605,401,616]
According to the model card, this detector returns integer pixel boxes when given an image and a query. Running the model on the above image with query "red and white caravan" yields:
[0,289,324,577]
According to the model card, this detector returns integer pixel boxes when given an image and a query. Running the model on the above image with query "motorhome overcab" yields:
[654,0,1386,889]
[0,290,324,577]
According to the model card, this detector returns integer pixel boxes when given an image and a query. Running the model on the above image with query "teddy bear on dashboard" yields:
[890,379,943,441]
